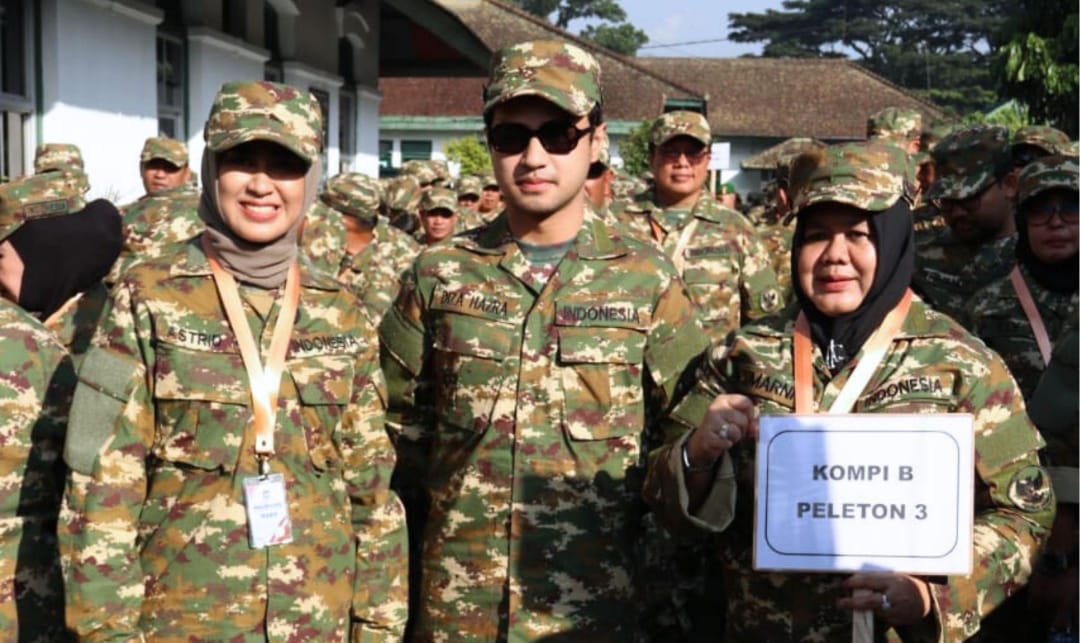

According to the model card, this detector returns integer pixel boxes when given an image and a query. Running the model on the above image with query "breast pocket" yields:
[291,354,355,471]
[152,342,247,473]
[558,326,646,441]
[682,247,739,323]
[430,312,514,433]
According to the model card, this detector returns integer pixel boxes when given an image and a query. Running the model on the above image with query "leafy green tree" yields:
[506,0,649,56]
[580,22,648,56]
[728,0,1011,116]
[443,136,492,177]
[619,119,653,177]
[994,1,1078,136]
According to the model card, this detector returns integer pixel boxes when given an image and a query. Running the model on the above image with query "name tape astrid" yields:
[754,414,974,575]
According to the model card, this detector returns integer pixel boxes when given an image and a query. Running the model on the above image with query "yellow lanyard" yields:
[201,236,300,474]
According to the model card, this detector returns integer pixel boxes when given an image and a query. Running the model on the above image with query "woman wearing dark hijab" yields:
[0,170,121,366]
[61,81,407,640]
[645,142,1053,641]
[967,154,1078,400]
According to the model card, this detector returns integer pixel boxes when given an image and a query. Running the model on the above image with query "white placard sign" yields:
[708,142,730,171]
[754,414,974,575]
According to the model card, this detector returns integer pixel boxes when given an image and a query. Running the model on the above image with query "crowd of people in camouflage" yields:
[0,36,1075,642]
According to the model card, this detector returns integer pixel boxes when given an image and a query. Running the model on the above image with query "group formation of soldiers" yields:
[0,37,1075,642]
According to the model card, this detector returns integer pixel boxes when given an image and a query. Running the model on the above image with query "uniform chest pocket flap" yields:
[431,312,514,432]
[857,373,957,414]
[152,342,248,472]
[557,324,646,440]
[291,354,355,471]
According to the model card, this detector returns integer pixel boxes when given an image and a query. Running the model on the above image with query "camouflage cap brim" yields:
[1017,154,1079,206]
[791,142,907,215]
[204,81,323,165]
[926,170,995,202]
[483,40,602,117]
[0,170,87,241]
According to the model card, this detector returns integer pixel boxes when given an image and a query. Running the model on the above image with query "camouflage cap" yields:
[429,159,451,185]
[866,107,922,142]
[320,172,381,221]
[594,127,611,167]
[456,175,482,198]
[33,143,84,174]
[204,80,323,164]
[650,110,711,147]
[483,40,602,117]
[420,187,458,213]
[790,141,907,215]
[1013,125,1071,156]
[480,173,498,189]
[927,124,1009,201]
[385,175,422,213]
[400,160,439,186]
[1016,155,1078,206]
[140,136,188,166]
[0,170,87,241]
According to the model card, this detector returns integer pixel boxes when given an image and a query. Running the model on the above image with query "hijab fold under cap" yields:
[788,141,915,373]
[792,200,915,373]
[11,199,122,319]
[197,80,325,289]
[197,150,320,289]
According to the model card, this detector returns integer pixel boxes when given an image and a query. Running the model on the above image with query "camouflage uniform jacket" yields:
[378,209,710,641]
[301,202,419,326]
[646,296,1054,642]
[0,300,75,642]
[913,231,1018,325]
[43,280,111,371]
[966,263,1079,399]
[112,185,202,281]
[757,221,794,303]
[609,188,783,343]
[60,239,408,642]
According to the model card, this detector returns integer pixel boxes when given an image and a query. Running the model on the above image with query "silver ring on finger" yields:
[880,593,892,611]
[718,424,730,440]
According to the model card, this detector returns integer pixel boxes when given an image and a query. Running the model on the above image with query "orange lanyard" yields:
[793,289,913,414]
[1009,266,1052,366]
[201,236,300,473]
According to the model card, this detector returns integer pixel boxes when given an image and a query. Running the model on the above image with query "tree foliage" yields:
[619,119,653,177]
[443,136,492,177]
[994,1,1078,137]
[506,0,649,56]
[728,0,1011,116]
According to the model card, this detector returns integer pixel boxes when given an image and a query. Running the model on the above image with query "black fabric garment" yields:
[10,198,122,319]
[791,200,915,373]
[1016,203,1079,294]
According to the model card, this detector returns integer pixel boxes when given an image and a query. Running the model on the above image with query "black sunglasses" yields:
[488,120,594,155]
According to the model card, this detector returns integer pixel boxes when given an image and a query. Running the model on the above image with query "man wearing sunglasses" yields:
[379,39,711,641]
[610,111,783,344]
[913,125,1019,324]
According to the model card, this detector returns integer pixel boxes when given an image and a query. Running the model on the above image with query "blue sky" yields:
[593,0,789,58]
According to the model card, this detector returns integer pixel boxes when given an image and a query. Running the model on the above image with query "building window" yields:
[156,31,185,138]
[1,0,27,97]
[339,91,355,173]
[0,0,31,179]
[401,140,431,162]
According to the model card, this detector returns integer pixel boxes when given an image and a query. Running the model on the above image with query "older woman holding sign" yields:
[645,141,1054,641]
[60,81,407,640]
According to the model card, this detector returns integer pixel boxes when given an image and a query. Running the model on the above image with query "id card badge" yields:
[242,473,294,549]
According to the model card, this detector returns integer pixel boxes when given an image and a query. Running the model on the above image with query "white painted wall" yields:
[353,86,382,177]
[38,0,162,203]
[186,28,269,186]
[283,62,343,183]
